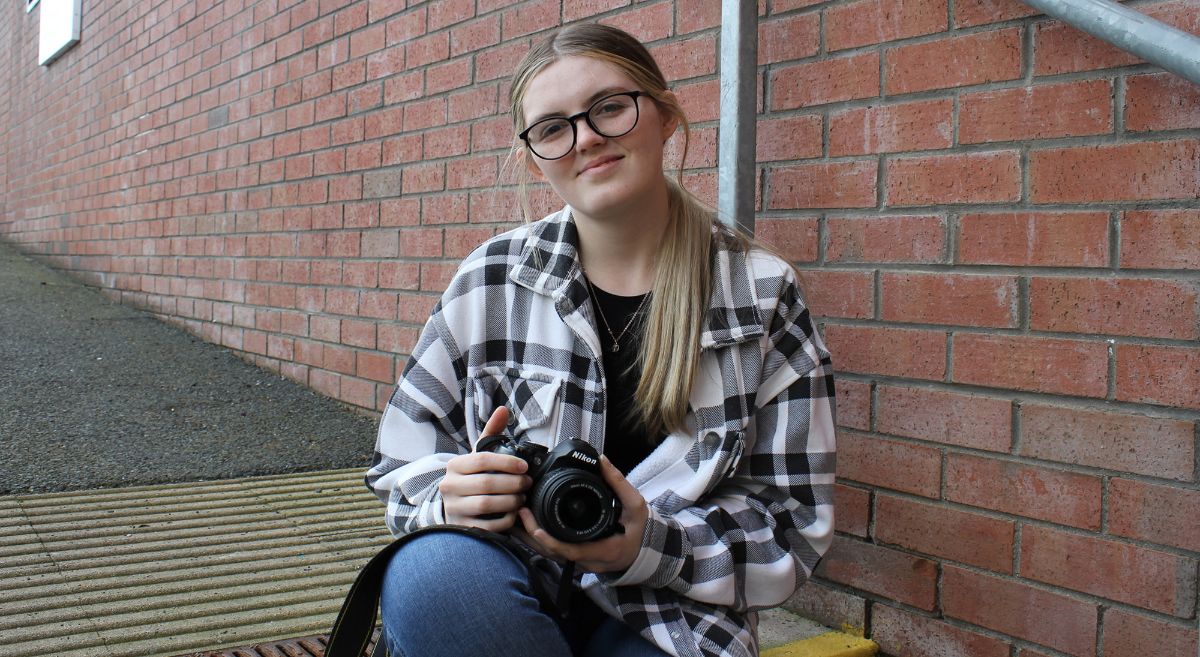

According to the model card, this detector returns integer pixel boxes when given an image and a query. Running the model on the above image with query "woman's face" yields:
[520,55,678,224]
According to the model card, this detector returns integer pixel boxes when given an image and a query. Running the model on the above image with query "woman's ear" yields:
[523,148,546,181]
[659,91,681,142]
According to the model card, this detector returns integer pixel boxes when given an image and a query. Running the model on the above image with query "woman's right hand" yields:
[439,406,532,532]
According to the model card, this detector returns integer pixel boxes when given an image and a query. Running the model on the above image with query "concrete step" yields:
[2,469,875,657]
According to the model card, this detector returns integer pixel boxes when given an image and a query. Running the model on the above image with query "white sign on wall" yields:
[38,0,82,65]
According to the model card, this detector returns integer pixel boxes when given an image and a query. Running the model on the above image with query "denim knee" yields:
[379,531,572,657]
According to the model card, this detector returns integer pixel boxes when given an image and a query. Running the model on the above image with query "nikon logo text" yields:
[571,450,598,465]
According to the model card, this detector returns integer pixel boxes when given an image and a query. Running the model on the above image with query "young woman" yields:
[366,22,835,657]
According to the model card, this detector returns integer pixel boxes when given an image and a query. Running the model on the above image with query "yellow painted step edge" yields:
[762,631,878,657]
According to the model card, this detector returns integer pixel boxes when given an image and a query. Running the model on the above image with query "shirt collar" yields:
[511,207,764,349]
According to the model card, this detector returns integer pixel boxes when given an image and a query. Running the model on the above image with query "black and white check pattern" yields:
[367,207,836,657]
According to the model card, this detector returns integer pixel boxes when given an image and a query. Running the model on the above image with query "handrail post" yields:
[718,0,758,235]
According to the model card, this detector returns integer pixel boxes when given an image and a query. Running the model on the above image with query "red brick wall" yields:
[1,1,1197,655]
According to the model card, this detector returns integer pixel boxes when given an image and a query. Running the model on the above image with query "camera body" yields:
[477,433,622,543]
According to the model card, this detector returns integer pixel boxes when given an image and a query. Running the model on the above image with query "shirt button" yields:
[670,631,681,639]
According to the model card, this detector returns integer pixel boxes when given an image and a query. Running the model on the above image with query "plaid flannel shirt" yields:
[367,207,836,657]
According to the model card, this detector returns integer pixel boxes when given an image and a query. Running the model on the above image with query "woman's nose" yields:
[573,118,606,151]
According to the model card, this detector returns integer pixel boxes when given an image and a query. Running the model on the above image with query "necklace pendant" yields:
[611,343,620,353]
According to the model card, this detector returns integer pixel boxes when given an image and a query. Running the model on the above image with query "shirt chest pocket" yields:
[468,368,564,448]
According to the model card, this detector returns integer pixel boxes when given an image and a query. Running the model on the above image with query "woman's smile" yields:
[578,155,623,177]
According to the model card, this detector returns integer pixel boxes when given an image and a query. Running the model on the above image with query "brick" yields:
[1033,1,1200,75]
[885,28,1022,95]
[768,161,878,209]
[835,378,871,431]
[829,484,869,539]
[403,97,447,132]
[676,0,721,34]
[399,228,443,258]
[500,0,560,40]
[450,16,501,57]
[402,162,444,194]
[1020,404,1195,481]
[824,325,945,380]
[942,565,1099,657]
[428,0,474,30]
[1103,609,1200,657]
[771,52,881,110]
[426,59,472,95]
[448,84,498,124]
[876,494,1014,572]
[881,272,1018,328]
[1021,524,1197,616]
[827,0,948,51]
[446,155,498,191]
[1125,72,1200,131]
[959,79,1113,143]
[876,385,1011,451]
[872,603,1011,657]
[957,211,1109,267]
[1030,139,1200,203]
[758,12,820,64]
[341,375,378,410]
[1115,344,1200,410]
[445,226,495,258]
[829,99,953,156]
[404,32,449,69]
[815,536,938,610]
[945,452,1102,529]
[599,1,674,42]
[675,80,720,123]
[826,215,946,264]
[955,0,1039,27]
[1029,277,1199,340]
[357,352,395,383]
[1120,209,1200,270]
[1109,478,1200,552]
[795,270,874,320]
[563,0,627,22]
[755,217,819,264]
[648,37,717,82]
[952,334,1107,397]
[886,151,1021,206]
[756,115,823,162]
[476,40,531,82]
[343,262,379,289]
[837,430,942,498]
[784,582,867,634]
[341,319,377,350]
[379,262,421,290]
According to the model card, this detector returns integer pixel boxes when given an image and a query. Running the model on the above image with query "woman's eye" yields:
[536,122,567,140]
[595,101,627,115]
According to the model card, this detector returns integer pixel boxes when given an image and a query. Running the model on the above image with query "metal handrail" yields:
[1024,0,1200,85]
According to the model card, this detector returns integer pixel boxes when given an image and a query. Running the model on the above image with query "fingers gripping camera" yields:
[477,434,623,543]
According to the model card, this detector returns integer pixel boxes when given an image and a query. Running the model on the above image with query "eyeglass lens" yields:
[526,93,640,160]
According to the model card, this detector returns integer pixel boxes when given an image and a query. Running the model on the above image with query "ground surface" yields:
[0,240,379,494]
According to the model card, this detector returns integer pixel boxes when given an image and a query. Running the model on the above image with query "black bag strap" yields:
[325,526,575,657]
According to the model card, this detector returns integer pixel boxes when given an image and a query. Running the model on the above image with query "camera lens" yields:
[530,469,616,543]
[559,489,601,531]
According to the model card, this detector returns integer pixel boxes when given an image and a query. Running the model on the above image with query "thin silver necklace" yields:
[583,272,650,353]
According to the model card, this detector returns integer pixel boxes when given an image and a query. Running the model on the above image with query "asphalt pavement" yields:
[0,239,379,494]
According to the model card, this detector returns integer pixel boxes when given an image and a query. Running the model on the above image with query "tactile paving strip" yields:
[1,469,392,657]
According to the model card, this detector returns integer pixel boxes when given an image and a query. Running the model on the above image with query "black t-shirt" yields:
[587,282,661,475]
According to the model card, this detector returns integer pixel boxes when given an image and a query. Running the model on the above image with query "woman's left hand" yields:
[516,454,649,574]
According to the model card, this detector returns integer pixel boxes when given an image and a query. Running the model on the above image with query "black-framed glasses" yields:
[519,91,646,160]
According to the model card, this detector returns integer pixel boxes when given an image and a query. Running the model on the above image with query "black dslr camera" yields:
[477,434,622,543]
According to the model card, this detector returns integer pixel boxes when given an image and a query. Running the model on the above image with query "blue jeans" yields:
[380,531,670,657]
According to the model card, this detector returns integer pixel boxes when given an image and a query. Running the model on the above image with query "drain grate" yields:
[173,630,380,657]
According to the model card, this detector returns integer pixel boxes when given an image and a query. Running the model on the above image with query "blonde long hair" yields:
[507,23,747,438]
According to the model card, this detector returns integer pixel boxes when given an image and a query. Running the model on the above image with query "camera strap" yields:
[325,525,578,657]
